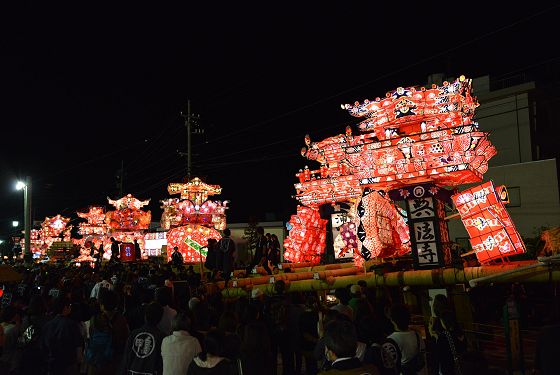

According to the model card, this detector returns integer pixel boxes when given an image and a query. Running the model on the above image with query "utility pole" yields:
[180,100,203,180]
[187,100,192,180]
[23,176,32,263]
[119,159,124,196]
[115,160,124,197]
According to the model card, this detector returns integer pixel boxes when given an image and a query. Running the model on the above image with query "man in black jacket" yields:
[40,296,83,375]
[121,301,165,375]
[217,228,236,286]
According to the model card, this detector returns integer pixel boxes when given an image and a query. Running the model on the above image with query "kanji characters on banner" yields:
[452,181,525,263]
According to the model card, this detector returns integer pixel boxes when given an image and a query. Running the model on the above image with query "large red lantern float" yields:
[285,76,525,266]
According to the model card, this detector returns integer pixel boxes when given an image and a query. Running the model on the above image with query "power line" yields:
[195,5,560,148]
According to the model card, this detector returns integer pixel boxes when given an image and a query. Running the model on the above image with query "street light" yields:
[12,221,19,228]
[15,176,32,263]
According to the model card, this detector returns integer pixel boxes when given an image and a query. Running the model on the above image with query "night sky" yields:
[2,3,559,241]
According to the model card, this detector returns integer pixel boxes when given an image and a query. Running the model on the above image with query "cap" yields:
[350,284,361,295]
[251,288,264,299]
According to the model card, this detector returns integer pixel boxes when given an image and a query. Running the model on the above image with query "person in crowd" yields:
[362,315,402,375]
[0,305,21,373]
[188,329,238,375]
[265,280,292,375]
[19,295,49,375]
[186,265,201,289]
[299,295,320,375]
[268,234,281,269]
[218,311,242,361]
[86,289,129,375]
[161,312,202,375]
[88,241,96,257]
[288,293,305,375]
[314,309,341,372]
[388,304,425,375]
[90,272,114,300]
[240,322,274,375]
[171,247,184,266]
[40,296,84,375]
[238,301,266,340]
[98,242,105,259]
[250,288,265,310]
[245,226,271,276]
[121,301,165,375]
[126,288,153,332]
[155,286,177,336]
[134,239,142,261]
[204,238,218,280]
[348,285,362,314]
[109,237,121,263]
[330,288,353,320]
[319,319,379,375]
[217,228,236,286]
[428,294,466,375]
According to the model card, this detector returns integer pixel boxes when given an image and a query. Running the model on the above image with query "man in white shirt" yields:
[161,313,201,375]
[388,304,426,375]
[90,272,114,300]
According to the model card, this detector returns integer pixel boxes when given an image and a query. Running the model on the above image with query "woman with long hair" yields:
[428,294,467,375]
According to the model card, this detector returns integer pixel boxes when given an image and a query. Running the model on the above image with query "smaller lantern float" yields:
[73,206,109,265]
[24,215,73,261]
[161,177,228,263]
[104,194,151,261]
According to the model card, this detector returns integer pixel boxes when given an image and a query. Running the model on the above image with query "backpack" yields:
[365,338,401,375]
[85,316,115,367]
[400,331,425,375]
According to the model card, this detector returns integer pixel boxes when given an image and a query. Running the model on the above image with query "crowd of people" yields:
[0,254,512,375]
[0,225,530,375]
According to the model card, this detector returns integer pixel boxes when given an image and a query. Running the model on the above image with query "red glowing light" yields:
[166,225,221,262]
[452,181,525,264]
[283,206,327,265]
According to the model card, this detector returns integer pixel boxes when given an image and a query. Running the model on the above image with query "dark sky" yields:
[1,2,559,240]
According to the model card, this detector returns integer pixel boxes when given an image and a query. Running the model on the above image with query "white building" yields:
[445,74,560,244]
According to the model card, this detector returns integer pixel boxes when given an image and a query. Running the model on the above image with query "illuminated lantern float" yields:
[161,177,228,263]
[285,76,525,267]
[75,206,109,262]
[22,215,73,258]
[105,194,151,260]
